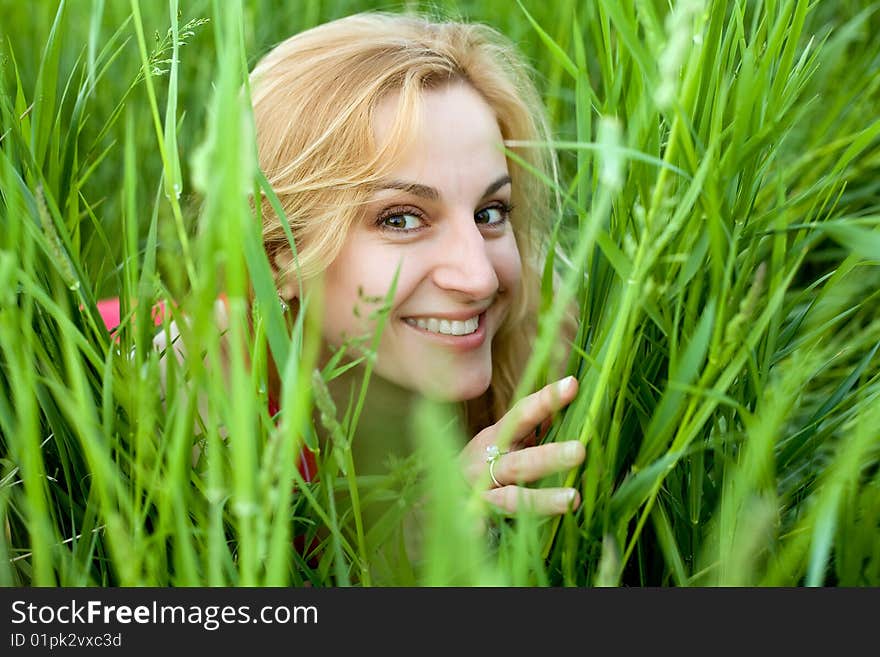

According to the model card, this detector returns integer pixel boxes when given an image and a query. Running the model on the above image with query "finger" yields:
[491,441,585,487]
[484,486,580,516]
[494,376,578,448]
[462,377,578,484]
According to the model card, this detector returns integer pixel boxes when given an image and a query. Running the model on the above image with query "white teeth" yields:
[404,315,480,336]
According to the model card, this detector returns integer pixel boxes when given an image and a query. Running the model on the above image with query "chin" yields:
[419,369,492,402]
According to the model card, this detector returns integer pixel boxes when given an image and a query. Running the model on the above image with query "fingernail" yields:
[556,376,575,394]
[563,441,583,463]
[557,489,576,507]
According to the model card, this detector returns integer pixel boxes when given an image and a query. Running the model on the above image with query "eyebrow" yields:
[376,174,512,201]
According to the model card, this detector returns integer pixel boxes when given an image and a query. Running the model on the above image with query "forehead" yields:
[371,82,507,182]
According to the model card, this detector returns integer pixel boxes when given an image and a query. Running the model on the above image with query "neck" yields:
[322,364,465,476]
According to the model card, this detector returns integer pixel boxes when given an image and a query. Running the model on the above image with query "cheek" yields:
[493,233,523,295]
[318,250,369,341]
[320,246,412,339]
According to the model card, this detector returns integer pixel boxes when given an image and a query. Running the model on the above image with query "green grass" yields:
[1,0,878,586]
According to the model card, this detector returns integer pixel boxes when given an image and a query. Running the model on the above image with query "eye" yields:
[377,209,425,232]
[475,203,511,226]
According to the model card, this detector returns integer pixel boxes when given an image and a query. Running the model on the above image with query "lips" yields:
[402,315,480,336]
[401,311,488,351]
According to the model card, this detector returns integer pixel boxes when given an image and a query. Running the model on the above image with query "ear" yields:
[274,249,300,301]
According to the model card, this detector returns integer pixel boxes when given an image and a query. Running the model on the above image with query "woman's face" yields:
[316,82,521,401]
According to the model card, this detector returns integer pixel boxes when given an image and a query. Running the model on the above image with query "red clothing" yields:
[96,297,168,334]
[96,297,317,483]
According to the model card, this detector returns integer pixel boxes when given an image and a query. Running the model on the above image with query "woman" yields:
[155,12,584,530]
[256,11,586,513]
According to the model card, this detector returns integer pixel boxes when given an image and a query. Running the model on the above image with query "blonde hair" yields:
[250,12,559,432]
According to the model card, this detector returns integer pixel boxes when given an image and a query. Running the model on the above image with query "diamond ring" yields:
[486,445,503,488]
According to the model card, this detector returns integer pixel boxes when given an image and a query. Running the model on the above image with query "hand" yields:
[460,376,585,515]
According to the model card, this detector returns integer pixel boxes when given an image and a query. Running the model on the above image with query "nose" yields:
[431,213,499,300]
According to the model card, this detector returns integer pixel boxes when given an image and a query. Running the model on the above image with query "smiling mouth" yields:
[402,314,481,336]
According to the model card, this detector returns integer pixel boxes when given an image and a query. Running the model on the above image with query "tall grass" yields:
[1,0,878,586]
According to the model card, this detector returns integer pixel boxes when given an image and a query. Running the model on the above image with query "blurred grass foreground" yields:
[1,0,878,586]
